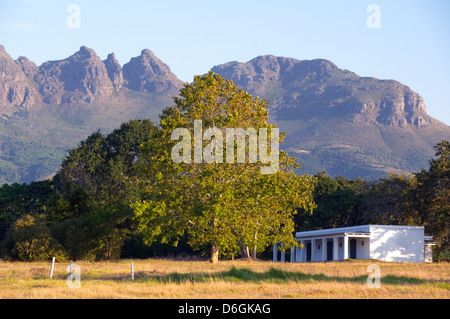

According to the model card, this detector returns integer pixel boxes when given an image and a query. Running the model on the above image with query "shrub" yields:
[1,214,68,261]
[436,250,450,262]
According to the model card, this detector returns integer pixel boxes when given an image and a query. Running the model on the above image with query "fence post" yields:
[49,257,55,278]
[131,262,134,280]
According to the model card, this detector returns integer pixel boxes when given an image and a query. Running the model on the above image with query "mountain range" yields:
[0,45,449,184]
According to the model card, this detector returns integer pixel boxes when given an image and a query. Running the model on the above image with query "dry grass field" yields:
[0,258,448,299]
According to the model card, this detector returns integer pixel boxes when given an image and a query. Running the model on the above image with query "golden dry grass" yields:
[0,258,448,299]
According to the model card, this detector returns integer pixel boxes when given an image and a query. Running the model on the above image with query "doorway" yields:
[350,238,357,259]
[327,240,333,261]
[306,242,311,261]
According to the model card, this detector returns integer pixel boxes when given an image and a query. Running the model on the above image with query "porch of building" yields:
[273,232,371,262]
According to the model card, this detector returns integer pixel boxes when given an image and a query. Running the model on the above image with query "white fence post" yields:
[49,257,55,278]
[131,262,134,280]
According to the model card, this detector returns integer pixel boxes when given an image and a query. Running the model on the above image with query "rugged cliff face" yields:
[4,47,428,129]
[0,45,38,109]
[212,55,430,129]
[0,45,184,109]
[103,53,123,91]
[211,55,448,178]
[34,46,115,104]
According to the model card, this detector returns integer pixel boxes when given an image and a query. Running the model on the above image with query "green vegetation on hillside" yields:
[0,88,175,185]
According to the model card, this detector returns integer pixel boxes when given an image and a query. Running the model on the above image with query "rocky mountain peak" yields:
[0,46,440,130]
[103,52,123,90]
[123,49,184,93]
[77,45,97,58]
[140,48,155,57]
[34,45,114,104]
[15,56,38,78]
[1,45,186,109]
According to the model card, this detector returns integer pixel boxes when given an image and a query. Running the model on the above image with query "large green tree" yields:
[52,119,158,260]
[133,72,315,263]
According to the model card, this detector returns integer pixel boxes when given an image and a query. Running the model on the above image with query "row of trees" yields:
[0,72,448,262]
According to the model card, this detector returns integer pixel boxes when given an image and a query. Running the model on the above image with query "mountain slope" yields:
[211,55,450,179]
[0,46,182,184]
[0,48,449,183]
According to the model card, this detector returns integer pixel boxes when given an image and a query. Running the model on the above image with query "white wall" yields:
[313,239,322,262]
[355,237,370,259]
[369,226,424,263]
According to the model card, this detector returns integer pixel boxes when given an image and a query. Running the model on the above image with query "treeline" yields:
[1,121,448,262]
[0,73,448,262]
[0,120,450,261]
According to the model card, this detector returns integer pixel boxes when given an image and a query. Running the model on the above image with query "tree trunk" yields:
[210,215,219,264]
[251,231,258,259]
[251,246,257,259]
[240,245,250,258]
[211,243,219,264]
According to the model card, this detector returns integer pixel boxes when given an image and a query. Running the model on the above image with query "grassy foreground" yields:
[0,258,448,299]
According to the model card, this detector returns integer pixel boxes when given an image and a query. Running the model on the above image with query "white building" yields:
[273,225,436,263]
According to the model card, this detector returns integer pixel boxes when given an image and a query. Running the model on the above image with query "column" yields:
[295,245,301,262]
[343,235,349,260]
[301,240,305,262]
[296,240,303,262]
[280,243,285,262]
[273,243,278,262]
[290,246,294,263]
[311,239,315,262]
[333,237,339,261]
[322,238,326,262]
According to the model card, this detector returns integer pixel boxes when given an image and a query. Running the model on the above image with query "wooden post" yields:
[131,262,134,280]
[49,257,55,278]
[69,261,73,276]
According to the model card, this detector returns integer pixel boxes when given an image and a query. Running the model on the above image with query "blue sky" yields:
[1,0,449,125]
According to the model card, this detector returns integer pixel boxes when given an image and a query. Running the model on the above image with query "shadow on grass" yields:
[139,266,429,286]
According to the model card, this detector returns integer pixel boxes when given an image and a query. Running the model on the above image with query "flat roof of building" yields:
[295,225,425,238]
